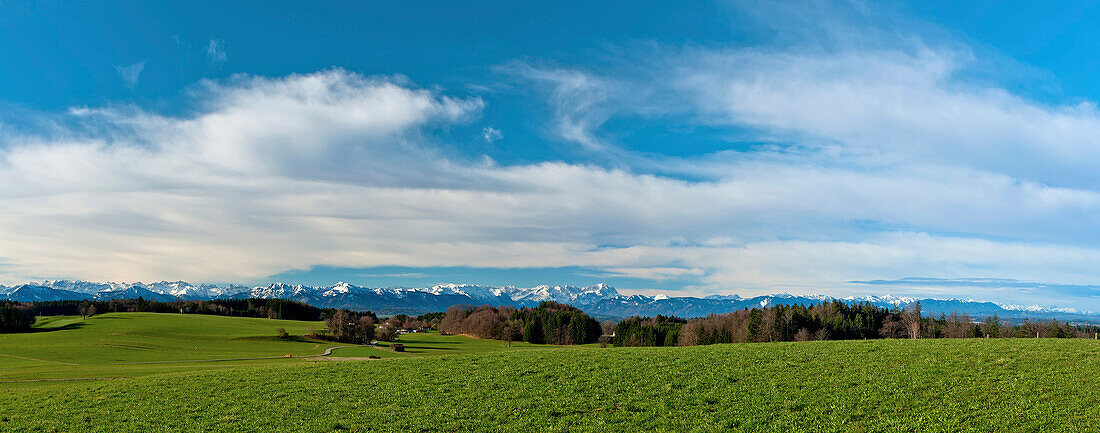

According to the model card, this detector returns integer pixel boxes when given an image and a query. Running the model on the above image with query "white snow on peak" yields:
[704,294,743,301]
[8,280,1099,317]
[998,303,1088,314]
[841,294,916,306]
[422,283,509,301]
[322,282,354,296]
[999,304,1048,312]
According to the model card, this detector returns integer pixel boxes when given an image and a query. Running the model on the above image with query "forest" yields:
[614,300,1100,346]
[0,301,34,332]
[0,298,333,332]
[439,301,602,345]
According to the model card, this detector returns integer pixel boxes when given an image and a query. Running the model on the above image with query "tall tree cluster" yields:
[321,309,378,344]
[0,302,34,332]
[613,316,686,347]
[439,301,601,345]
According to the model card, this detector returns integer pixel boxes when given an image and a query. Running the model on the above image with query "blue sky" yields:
[6,1,1100,308]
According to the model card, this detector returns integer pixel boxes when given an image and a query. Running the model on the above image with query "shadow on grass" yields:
[231,335,327,343]
[16,322,88,333]
[376,344,463,352]
[400,340,465,345]
[403,345,459,351]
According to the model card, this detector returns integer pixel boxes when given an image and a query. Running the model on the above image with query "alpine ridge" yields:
[1,280,1094,321]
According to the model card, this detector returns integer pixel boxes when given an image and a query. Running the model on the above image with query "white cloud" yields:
[594,267,706,281]
[5,106,1100,299]
[677,46,1100,188]
[441,3,1100,306]
[482,126,503,143]
[504,65,618,153]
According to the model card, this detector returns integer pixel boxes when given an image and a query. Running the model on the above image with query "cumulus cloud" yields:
[0,70,490,282]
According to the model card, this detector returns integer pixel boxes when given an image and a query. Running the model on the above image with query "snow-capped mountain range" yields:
[1,280,1095,321]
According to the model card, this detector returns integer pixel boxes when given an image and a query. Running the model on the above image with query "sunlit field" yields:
[0,313,547,388]
[3,314,1099,432]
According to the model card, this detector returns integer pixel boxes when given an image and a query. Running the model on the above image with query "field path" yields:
[0,352,78,366]
[106,344,371,365]
[0,377,126,384]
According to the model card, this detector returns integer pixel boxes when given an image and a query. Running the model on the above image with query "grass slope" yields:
[4,338,1099,432]
[5,313,327,363]
[0,313,330,384]
[0,313,567,387]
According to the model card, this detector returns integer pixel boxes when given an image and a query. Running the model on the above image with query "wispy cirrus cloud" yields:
[206,39,227,67]
[502,64,623,154]
[114,61,146,88]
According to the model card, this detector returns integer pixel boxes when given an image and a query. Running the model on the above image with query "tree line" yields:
[614,301,1100,346]
[313,310,441,344]
[0,302,34,332]
[19,298,330,321]
[0,298,343,333]
[439,301,602,345]
[0,297,446,339]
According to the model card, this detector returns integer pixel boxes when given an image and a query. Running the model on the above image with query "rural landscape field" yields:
[0,312,561,386]
[8,1,1100,431]
[3,311,1100,431]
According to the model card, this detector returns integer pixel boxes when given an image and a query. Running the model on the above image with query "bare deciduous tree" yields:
[78,301,95,319]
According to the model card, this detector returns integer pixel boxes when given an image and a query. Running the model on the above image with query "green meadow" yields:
[0,313,550,387]
[360,331,571,356]
[4,313,1100,431]
[0,313,324,386]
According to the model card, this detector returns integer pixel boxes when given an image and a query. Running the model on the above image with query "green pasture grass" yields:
[0,313,331,384]
[0,314,572,388]
[369,331,570,356]
[4,338,1100,432]
[325,346,406,358]
[0,313,326,364]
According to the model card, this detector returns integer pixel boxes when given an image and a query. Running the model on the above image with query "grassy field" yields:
[325,332,572,359]
[0,313,563,388]
[3,333,1100,431]
[5,313,1100,431]
[352,331,570,356]
[0,313,333,386]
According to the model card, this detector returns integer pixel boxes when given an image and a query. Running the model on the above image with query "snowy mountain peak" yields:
[704,294,744,301]
[2,280,1097,320]
[842,294,917,306]
[325,282,354,295]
